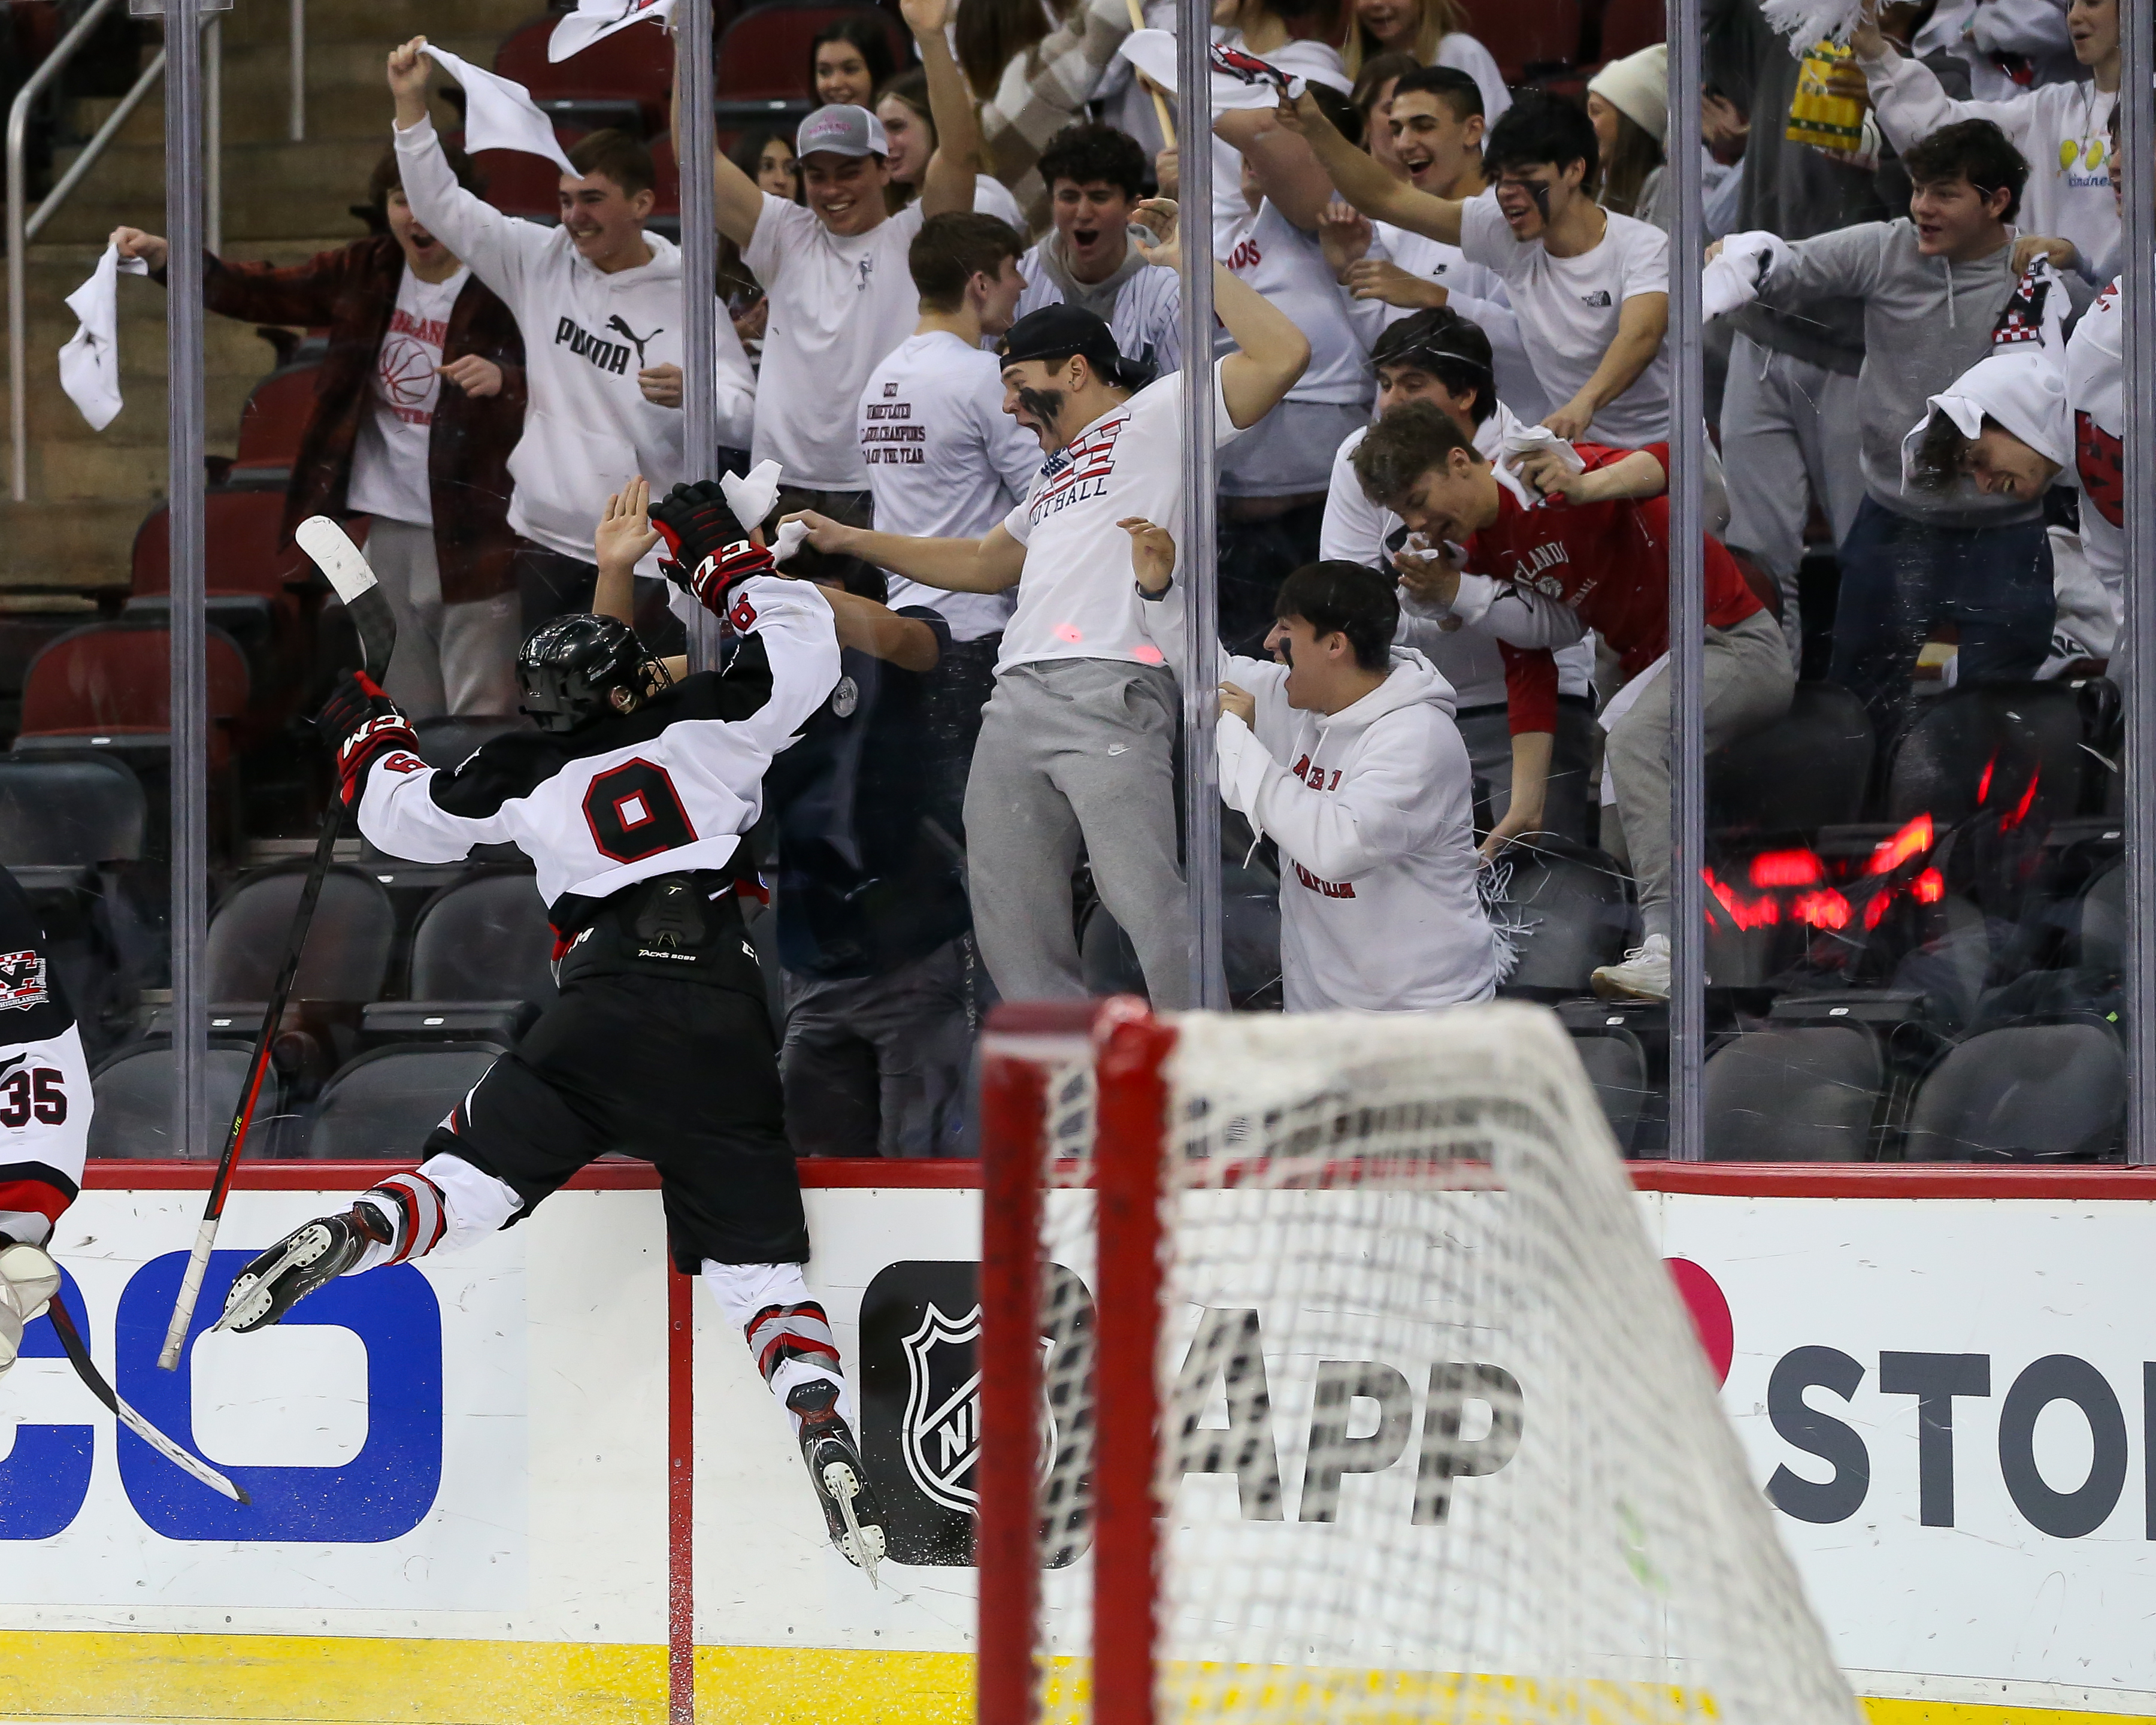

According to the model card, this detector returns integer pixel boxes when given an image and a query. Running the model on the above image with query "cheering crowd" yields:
[99,0,2133,1156]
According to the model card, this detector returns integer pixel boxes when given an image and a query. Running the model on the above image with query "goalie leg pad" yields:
[0,1242,60,1376]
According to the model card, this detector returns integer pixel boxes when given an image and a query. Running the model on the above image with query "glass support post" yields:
[1666,0,1706,1158]
[1177,0,1224,1009]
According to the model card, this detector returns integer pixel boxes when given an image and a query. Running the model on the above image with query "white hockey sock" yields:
[701,1260,853,1435]
[348,1155,522,1274]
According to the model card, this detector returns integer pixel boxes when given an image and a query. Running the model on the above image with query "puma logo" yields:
[605,314,663,368]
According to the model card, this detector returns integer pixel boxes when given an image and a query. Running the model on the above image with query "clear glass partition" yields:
[2,0,2143,1168]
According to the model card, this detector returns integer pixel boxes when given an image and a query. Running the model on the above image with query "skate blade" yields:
[212,1227,328,1334]
[822,1460,883,1591]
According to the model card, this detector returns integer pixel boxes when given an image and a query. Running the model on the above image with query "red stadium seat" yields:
[131,491,314,600]
[231,362,320,480]
[716,3,907,105]
[1590,0,1664,66]
[16,624,251,772]
[456,122,588,223]
[649,131,680,218]
[1471,0,1589,84]
[494,12,676,139]
[11,1,60,70]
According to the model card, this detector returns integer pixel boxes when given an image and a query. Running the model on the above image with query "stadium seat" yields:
[13,622,251,776]
[1703,1026,1880,1161]
[2077,859,2124,972]
[649,131,680,222]
[1903,1019,2125,1161]
[0,607,87,745]
[1568,1025,1648,1153]
[229,361,322,486]
[495,12,674,137]
[1707,682,1873,839]
[1491,837,1634,998]
[714,4,906,116]
[303,1043,504,1159]
[88,1039,282,1159]
[0,753,144,878]
[365,871,559,1047]
[462,122,589,223]
[206,864,396,1003]
[1585,0,1663,65]
[1886,682,2091,832]
[1472,0,1588,83]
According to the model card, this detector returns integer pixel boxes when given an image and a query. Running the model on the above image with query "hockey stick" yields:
[156,517,396,1372]
[48,1291,249,1502]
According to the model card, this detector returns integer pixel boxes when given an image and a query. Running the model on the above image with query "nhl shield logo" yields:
[901,1303,984,1512]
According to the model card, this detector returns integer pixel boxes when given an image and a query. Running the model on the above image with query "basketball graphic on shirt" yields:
[378,333,437,413]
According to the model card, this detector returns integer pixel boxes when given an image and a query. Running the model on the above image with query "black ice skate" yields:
[214,1204,392,1334]
[789,1379,887,1587]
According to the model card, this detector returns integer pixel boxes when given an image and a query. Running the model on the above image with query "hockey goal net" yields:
[976,998,1857,1725]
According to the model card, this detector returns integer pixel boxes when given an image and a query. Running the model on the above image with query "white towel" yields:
[1115,31,1303,111]
[549,0,676,62]
[721,458,784,533]
[57,242,149,432]
[424,44,579,174]
[1496,420,1585,476]
[1702,229,1793,321]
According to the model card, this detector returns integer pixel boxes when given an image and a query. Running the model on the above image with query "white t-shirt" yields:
[1364,222,1549,422]
[1431,31,1512,128]
[858,329,1042,641]
[1209,31,1351,258]
[1219,200,1369,405]
[1458,192,1670,447]
[1000,365,1243,671]
[744,193,928,490]
[346,264,467,528]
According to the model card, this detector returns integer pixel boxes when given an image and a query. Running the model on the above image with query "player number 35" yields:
[0,1066,66,1127]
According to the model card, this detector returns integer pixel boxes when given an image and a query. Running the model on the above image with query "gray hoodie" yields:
[1757,217,2088,527]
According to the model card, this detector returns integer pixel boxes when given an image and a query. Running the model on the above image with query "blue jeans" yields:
[1828,496,2054,748]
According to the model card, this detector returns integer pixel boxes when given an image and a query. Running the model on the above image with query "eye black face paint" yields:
[1016,386,1066,435]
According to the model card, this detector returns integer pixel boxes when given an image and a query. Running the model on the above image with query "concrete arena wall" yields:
[2,1162,2154,1724]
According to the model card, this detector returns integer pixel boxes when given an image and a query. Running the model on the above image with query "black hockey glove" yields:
[315,671,419,806]
[650,479,773,619]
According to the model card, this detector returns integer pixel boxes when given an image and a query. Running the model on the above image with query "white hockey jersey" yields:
[392,115,757,562]
[2067,274,2125,614]
[0,871,90,1248]
[356,576,840,925]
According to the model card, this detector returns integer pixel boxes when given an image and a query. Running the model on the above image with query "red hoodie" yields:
[1461,444,1762,734]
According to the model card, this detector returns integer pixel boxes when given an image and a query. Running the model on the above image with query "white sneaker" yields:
[1592,933,1671,1001]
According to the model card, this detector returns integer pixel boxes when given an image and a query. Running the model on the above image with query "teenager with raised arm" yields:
[787,198,1310,1009]
[384,38,754,638]
[1283,83,1671,447]
[705,0,983,528]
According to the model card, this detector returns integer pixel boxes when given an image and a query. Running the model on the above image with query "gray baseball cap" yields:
[795,104,889,159]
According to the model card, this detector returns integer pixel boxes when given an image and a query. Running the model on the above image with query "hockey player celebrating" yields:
[0,870,87,1378]
[213,486,891,1576]
[1121,525,1497,1012]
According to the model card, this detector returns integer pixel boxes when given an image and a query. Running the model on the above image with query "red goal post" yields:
[975,997,1861,1725]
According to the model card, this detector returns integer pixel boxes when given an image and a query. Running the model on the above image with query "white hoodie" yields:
[392,116,756,563]
[1140,577,1494,1011]
[1221,648,1496,1012]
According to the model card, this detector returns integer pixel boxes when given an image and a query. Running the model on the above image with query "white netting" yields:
[1021,1002,1858,1725]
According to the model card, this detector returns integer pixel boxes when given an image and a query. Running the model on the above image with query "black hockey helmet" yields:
[516,614,667,734]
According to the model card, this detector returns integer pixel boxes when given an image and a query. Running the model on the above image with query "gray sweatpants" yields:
[1603,609,1795,941]
[1718,332,1866,665]
[367,517,522,719]
[962,658,1194,1009]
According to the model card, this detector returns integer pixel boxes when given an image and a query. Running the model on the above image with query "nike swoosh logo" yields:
[1107,745,1129,755]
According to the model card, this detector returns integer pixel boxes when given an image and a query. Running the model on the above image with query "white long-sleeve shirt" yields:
[1857,48,2118,279]
[357,574,838,918]
[392,116,757,561]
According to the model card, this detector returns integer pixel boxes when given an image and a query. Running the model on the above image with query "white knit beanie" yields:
[1588,44,1669,147]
